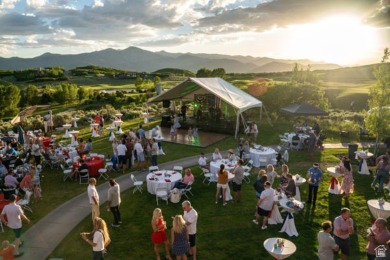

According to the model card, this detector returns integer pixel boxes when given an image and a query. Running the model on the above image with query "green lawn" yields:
[0,117,384,259]
[47,148,384,259]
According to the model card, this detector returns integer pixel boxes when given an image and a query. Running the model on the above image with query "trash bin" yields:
[348,144,358,160]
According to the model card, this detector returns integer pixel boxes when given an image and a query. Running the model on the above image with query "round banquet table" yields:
[73,156,104,177]
[250,147,276,167]
[263,237,296,259]
[278,196,303,237]
[367,199,390,219]
[146,170,182,194]
[327,166,342,194]
[210,160,236,182]
[355,151,373,175]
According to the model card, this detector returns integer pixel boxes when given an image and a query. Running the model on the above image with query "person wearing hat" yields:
[227,149,235,161]
[306,163,323,207]
[1,194,30,257]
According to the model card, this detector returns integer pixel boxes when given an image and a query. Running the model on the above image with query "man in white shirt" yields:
[88,178,100,222]
[151,138,159,166]
[1,194,30,257]
[134,140,145,171]
[183,200,198,260]
[116,140,127,174]
[198,152,209,170]
[253,181,274,230]
[318,221,339,260]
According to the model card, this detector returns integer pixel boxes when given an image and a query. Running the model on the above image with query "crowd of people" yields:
[1,108,390,259]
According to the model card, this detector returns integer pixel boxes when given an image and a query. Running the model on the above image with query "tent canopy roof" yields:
[280,103,328,116]
[149,77,262,113]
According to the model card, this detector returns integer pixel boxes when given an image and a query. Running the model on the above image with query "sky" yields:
[0,0,389,66]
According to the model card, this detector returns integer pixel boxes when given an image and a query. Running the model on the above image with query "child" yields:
[187,126,193,142]
[33,184,42,201]
[192,127,199,143]
[0,240,16,259]
[170,125,175,137]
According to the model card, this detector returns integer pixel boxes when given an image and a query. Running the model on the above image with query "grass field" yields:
[46,148,385,259]
[1,118,385,259]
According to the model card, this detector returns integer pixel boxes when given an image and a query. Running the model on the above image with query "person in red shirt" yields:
[0,240,16,260]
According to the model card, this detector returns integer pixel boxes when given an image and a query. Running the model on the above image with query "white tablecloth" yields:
[210,160,236,182]
[327,167,341,194]
[268,204,283,225]
[146,171,182,194]
[263,238,296,259]
[250,148,276,167]
[355,151,373,175]
[292,176,306,201]
[367,200,390,219]
[278,198,302,237]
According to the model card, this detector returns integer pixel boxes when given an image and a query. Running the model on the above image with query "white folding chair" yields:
[181,181,194,199]
[203,173,214,185]
[156,183,168,205]
[131,174,143,194]
[90,153,98,157]
[149,166,159,172]
[60,164,72,182]
[198,166,209,176]
[105,162,114,173]
[173,165,183,174]
[17,191,33,213]
[98,168,109,180]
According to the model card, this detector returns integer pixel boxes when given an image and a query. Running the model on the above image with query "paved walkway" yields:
[20,154,201,260]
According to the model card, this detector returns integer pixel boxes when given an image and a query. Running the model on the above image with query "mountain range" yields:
[0,46,341,73]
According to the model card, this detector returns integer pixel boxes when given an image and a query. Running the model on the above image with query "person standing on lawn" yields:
[306,163,322,208]
[88,178,100,222]
[366,218,390,260]
[1,194,30,257]
[231,159,244,203]
[333,208,354,260]
[182,200,198,260]
[106,179,121,228]
[317,221,339,260]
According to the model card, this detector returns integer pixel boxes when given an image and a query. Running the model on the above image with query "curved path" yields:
[20,154,201,260]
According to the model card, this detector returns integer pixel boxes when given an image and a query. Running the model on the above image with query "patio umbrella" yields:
[11,105,50,125]
[17,125,25,145]
[280,103,328,116]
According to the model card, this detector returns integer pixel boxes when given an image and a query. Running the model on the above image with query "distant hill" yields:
[319,64,377,83]
[0,46,342,73]
[153,68,195,77]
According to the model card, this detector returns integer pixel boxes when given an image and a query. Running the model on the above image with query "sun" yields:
[284,14,380,65]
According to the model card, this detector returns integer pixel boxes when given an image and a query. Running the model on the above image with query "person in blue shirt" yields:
[137,124,145,139]
[5,144,17,157]
[306,163,323,208]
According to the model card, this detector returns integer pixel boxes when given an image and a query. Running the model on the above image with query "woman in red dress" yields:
[151,208,172,260]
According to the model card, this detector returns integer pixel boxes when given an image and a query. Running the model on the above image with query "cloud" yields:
[365,0,390,27]
[0,13,51,35]
[0,0,19,11]
[26,0,48,9]
[196,0,384,32]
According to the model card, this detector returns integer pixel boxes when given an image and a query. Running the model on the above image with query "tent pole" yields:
[235,112,240,139]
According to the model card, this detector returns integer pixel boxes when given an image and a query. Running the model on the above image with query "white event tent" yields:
[149,77,263,138]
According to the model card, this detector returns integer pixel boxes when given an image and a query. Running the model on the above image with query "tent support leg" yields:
[235,113,240,139]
